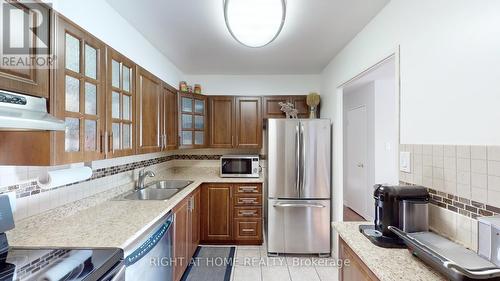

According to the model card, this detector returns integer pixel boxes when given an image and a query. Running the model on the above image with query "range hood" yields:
[0,90,65,131]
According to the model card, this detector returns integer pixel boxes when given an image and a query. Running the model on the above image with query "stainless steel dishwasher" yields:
[125,211,174,281]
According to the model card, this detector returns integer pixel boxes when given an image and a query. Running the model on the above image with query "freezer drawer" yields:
[267,199,330,255]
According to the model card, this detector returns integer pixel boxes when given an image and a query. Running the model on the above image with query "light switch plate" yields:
[400,151,411,173]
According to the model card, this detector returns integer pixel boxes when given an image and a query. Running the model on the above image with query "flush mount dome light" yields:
[224,0,286,48]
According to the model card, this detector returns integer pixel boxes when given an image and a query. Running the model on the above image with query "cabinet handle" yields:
[240,198,256,204]
[239,186,257,193]
[240,210,256,216]
[241,228,254,233]
[100,131,105,153]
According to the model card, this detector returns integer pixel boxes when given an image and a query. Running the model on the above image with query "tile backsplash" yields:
[400,144,500,250]
[0,148,261,222]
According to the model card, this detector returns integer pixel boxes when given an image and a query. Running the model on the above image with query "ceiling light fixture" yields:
[223,0,286,48]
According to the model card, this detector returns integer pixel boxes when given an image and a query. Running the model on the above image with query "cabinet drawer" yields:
[235,184,262,194]
[234,219,262,240]
[234,194,262,206]
[234,207,262,218]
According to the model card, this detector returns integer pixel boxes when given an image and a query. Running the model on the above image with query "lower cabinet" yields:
[339,237,379,281]
[173,188,200,281]
[188,188,201,258]
[200,183,263,245]
[173,197,189,281]
[200,184,233,242]
[172,183,262,280]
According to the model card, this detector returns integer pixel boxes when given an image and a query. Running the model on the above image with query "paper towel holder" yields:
[37,166,93,189]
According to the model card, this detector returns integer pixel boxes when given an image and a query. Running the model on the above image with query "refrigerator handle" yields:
[273,202,326,208]
[300,122,305,196]
[295,123,300,196]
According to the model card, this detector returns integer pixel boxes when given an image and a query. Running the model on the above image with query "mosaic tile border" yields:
[400,181,500,220]
[427,188,500,219]
[2,154,265,199]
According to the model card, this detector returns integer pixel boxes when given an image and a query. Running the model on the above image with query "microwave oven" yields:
[220,155,260,178]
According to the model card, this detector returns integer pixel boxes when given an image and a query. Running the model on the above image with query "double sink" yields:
[117,180,194,200]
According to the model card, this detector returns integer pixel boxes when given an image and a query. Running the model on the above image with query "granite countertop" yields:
[332,222,446,281]
[7,167,263,251]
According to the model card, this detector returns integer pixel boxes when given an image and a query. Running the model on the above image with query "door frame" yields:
[334,48,401,223]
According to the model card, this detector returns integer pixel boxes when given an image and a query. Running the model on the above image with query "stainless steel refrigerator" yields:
[266,118,331,256]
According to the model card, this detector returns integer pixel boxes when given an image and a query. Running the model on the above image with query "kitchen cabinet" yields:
[173,187,200,281]
[208,96,263,149]
[162,84,178,150]
[234,97,262,148]
[53,15,107,164]
[173,197,189,281]
[179,92,207,148]
[208,96,234,148]
[262,96,289,119]
[106,47,135,157]
[262,95,315,119]
[201,184,233,242]
[200,183,263,245]
[188,188,201,258]
[339,237,379,281]
[0,1,51,98]
[136,67,162,154]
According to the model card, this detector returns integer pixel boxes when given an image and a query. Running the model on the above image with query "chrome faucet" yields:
[137,169,155,190]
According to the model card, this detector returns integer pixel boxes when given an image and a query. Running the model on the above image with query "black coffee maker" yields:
[360,184,429,248]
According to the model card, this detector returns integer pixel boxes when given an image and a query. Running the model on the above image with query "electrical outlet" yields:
[400,151,411,173]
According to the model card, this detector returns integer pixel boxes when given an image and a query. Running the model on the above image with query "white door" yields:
[345,106,368,218]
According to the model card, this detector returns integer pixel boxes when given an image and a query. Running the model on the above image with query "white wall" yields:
[322,0,500,225]
[321,0,500,145]
[49,0,183,85]
[374,80,398,186]
[184,75,321,95]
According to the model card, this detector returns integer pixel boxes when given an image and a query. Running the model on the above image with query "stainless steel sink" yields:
[119,180,194,201]
[145,180,194,190]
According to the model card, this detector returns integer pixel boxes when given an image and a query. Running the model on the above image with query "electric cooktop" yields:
[1,247,122,281]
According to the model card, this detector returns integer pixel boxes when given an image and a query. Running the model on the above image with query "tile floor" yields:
[230,244,339,281]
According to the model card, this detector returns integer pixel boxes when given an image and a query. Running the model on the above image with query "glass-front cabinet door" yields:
[179,92,207,148]
[54,16,106,163]
[107,48,135,157]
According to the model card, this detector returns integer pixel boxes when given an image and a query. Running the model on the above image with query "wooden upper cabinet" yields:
[235,97,262,148]
[136,67,162,154]
[179,92,207,148]
[262,95,316,119]
[53,15,106,164]
[262,96,289,119]
[291,96,311,118]
[106,48,136,158]
[208,96,235,148]
[162,84,178,151]
[201,184,233,242]
[0,1,50,98]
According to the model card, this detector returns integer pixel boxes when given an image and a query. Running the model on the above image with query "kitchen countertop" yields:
[7,167,263,251]
[332,221,446,281]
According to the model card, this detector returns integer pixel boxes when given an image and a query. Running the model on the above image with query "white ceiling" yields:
[106,0,389,75]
